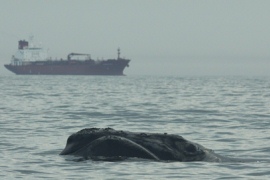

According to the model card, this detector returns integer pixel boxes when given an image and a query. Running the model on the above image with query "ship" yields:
[4,37,130,75]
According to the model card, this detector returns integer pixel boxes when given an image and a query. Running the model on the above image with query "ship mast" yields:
[117,48,120,60]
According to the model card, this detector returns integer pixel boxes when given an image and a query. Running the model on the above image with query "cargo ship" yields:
[4,37,130,75]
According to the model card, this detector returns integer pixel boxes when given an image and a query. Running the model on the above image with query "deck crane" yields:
[67,53,91,60]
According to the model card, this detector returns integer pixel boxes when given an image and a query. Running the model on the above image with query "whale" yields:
[60,128,228,162]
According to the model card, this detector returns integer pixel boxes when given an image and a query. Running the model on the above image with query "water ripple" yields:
[0,75,270,179]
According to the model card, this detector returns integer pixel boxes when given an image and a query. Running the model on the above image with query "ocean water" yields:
[0,75,270,179]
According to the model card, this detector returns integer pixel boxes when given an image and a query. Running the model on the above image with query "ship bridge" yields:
[11,36,48,65]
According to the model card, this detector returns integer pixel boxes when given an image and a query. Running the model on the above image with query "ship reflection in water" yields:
[4,37,130,75]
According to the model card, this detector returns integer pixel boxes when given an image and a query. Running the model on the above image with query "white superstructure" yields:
[11,36,48,65]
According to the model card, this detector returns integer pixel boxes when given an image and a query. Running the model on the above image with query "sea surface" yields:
[0,75,270,179]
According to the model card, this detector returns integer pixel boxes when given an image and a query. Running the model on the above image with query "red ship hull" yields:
[4,60,129,75]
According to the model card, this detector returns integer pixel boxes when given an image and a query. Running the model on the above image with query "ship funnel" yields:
[18,40,29,50]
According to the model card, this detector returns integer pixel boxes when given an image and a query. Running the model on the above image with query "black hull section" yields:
[4,60,130,75]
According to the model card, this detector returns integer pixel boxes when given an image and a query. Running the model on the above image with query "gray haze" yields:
[1,0,270,76]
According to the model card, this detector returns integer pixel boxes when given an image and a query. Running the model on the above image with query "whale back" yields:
[60,128,220,162]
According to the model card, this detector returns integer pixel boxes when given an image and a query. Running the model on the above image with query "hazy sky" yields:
[1,0,270,76]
